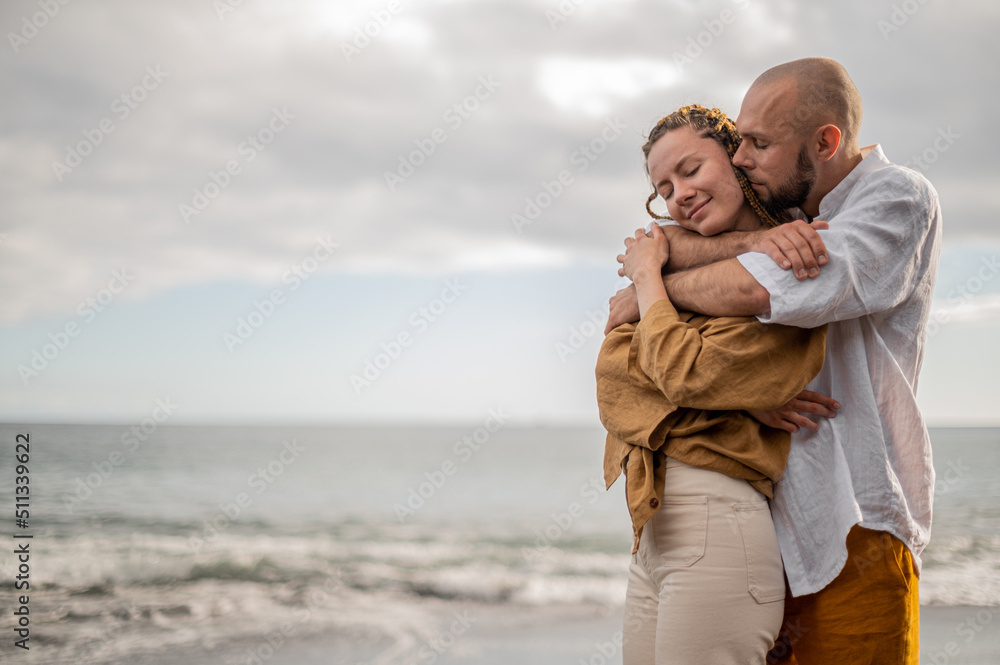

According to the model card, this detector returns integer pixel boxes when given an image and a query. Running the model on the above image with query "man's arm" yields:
[659,182,935,324]
[738,178,941,329]
[649,220,830,276]
[665,259,771,317]
[626,298,827,412]
[608,220,830,332]
[659,224,757,272]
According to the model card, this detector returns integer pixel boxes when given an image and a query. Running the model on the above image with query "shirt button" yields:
[649,497,659,508]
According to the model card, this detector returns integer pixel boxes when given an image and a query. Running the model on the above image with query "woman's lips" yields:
[688,198,710,219]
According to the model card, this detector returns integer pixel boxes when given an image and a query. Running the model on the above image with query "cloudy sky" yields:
[1,0,998,426]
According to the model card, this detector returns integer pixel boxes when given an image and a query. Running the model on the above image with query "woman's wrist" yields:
[634,269,669,319]
[630,260,665,286]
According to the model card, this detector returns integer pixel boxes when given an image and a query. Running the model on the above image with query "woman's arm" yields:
[626,299,828,412]
[617,221,827,411]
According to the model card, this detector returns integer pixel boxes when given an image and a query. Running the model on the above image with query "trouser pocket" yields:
[733,501,785,603]
[648,497,708,568]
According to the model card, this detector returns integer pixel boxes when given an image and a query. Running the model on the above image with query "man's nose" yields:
[732,141,752,170]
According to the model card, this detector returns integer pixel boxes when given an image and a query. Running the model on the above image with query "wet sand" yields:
[123,603,1000,665]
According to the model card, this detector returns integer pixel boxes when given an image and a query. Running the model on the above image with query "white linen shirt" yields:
[736,145,942,596]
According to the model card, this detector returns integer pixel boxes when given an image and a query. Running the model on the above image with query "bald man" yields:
[608,58,941,664]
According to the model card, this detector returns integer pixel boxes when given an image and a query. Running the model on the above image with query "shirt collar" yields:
[817,144,890,220]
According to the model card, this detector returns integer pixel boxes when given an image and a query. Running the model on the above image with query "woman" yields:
[595,105,827,664]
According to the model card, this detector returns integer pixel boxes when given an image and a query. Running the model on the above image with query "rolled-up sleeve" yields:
[596,322,688,451]
[626,299,826,412]
[737,175,940,328]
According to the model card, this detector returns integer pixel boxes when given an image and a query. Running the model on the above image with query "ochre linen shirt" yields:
[596,298,827,553]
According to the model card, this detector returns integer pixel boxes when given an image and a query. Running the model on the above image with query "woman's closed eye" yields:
[662,165,700,199]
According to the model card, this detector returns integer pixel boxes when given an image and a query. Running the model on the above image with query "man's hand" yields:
[752,219,830,280]
[605,284,640,335]
[747,390,841,433]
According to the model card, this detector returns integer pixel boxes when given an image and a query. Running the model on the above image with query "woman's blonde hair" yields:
[642,104,783,228]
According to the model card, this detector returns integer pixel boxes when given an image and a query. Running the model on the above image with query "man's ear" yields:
[813,124,842,163]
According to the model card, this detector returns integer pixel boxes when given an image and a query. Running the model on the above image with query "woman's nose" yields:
[675,181,696,204]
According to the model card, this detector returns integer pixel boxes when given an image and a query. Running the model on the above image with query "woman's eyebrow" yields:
[655,153,697,189]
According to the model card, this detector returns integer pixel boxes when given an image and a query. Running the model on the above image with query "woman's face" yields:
[646,125,750,237]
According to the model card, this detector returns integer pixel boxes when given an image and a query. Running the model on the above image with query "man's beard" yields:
[758,144,817,216]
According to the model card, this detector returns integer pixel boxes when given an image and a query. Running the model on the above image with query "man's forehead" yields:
[737,79,797,136]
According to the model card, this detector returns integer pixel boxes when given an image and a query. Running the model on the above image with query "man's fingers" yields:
[760,239,792,270]
[773,418,799,434]
[749,409,796,433]
[787,399,837,418]
[604,285,639,335]
[788,412,820,432]
[809,219,830,255]
[783,222,821,278]
[605,301,623,335]
[798,222,829,269]
[604,312,618,335]
[770,234,809,279]
[605,316,622,335]
[797,390,840,410]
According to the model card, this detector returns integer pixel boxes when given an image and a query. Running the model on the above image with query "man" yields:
[607,57,941,663]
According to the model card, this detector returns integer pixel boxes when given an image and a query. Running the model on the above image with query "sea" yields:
[0,424,997,665]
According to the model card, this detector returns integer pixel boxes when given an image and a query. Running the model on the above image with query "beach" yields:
[0,424,997,664]
[74,603,1000,665]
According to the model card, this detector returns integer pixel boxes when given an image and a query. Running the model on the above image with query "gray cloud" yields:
[1,0,997,323]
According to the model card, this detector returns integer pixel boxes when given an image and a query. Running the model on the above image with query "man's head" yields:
[733,57,863,217]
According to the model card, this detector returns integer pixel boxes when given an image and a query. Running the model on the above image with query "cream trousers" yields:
[622,458,785,665]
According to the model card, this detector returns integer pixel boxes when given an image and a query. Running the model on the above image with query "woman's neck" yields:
[733,203,764,232]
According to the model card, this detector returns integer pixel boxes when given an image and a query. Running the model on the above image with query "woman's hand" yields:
[747,390,841,433]
[618,223,670,284]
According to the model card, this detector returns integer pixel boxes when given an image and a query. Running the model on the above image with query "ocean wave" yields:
[3,524,998,608]
[1,522,998,664]
[921,534,1000,606]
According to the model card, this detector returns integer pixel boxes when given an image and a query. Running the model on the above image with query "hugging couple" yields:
[596,57,941,664]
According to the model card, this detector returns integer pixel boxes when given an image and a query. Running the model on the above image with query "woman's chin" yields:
[679,217,734,237]
[695,220,729,237]
[676,219,702,235]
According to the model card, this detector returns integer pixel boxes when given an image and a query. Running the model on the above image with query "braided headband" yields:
[644,104,780,229]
